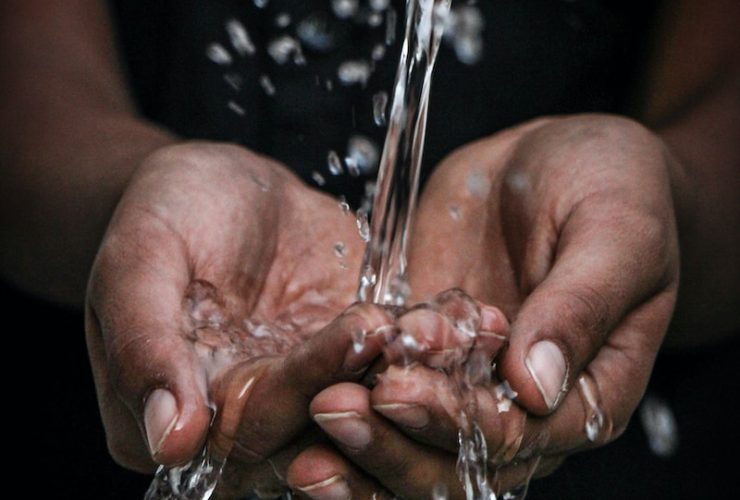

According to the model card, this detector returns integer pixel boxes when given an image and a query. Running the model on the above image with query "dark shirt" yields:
[109,0,654,205]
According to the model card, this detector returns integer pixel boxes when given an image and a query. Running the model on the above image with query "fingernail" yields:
[297,475,351,500]
[373,403,430,429]
[144,389,179,457]
[526,341,568,410]
[480,306,501,331]
[314,411,371,450]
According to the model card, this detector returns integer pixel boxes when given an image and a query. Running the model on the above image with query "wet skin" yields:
[287,115,681,498]
[87,114,681,499]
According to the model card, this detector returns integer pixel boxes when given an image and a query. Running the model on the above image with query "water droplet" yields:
[250,172,270,192]
[351,328,367,353]
[223,72,244,91]
[334,241,347,258]
[367,12,383,27]
[227,101,246,115]
[275,12,291,28]
[640,394,679,457]
[347,135,379,175]
[496,380,518,400]
[267,35,306,65]
[327,150,344,175]
[371,43,387,61]
[449,205,461,220]
[369,0,390,12]
[385,274,411,306]
[145,446,225,499]
[357,265,377,302]
[259,74,276,96]
[253,0,269,8]
[345,157,361,177]
[337,60,372,87]
[577,373,612,444]
[338,197,351,214]
[373,91,389,126]
[206,43,233,65]
[252,324,272,338]
[356,209,370,242]
[385,8,397,45]
[225,19,256,56]
[443,6,484,65]
[400,331,420,351]
[359,181,377,214]
[297,14,336,52]
[325,79,334,91]
[431,483,448,500]
[466,170,491,198]
[311,171,326,186]
[332,0,359,19]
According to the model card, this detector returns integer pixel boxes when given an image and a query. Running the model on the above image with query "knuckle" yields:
[560,286,610,350]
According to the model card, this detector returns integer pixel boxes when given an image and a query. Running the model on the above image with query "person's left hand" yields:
[284,114,682,498]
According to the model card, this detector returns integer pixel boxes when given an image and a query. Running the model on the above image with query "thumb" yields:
[498,205,674,415]
[208,303,395,463]
[87,230,211,468]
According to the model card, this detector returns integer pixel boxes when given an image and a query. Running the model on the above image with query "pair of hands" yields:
[86,114,680,498]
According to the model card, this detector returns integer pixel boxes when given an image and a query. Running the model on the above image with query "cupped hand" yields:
[84,142,392,497]
[286,114,682,497]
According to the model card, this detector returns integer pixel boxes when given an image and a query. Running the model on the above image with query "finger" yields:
[473,302,510,364]
[210,303,395,463]
[87,229,212,468]
[498,197,677,414]
[371,365,527,464]
[515,291,675,458]
[287,444,392,500]
[213,429,322,499]
[310,382,466,499]
[385,299,507,369]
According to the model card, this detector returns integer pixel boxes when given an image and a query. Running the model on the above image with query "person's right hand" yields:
[84,142,392,497]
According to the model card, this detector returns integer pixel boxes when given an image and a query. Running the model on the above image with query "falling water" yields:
[357,0,450,306]
[146,0,568,498]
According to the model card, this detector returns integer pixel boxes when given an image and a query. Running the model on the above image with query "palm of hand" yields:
[86,143,367,485]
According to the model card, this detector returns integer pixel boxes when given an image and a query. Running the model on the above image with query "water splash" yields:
[640,394,679,457]
[328,150,344,175]
[227,101,245,116]
[225,19,256,56]
[297,14,336,52]
[577,372,613,444]
[373,91,389,126]
[259,74,276,96]
[206,43,232,65]
[347,135,380,175]
[337,60,373,87]
[144,447,225,500]
[358,0,450,305]
[311,171,327,186]
[332,0,360,20]
[267,35,306,65]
